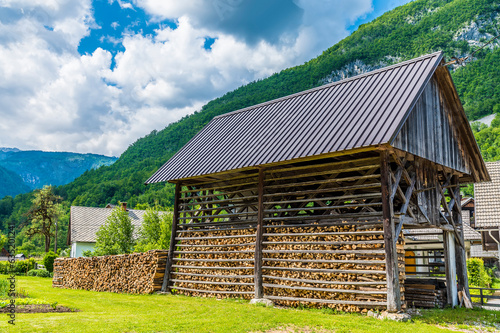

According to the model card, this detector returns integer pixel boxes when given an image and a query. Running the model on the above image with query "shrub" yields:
[27,269,51,278]
[43,251,57,273]
[0,258,36,275]
[467,258,492,287]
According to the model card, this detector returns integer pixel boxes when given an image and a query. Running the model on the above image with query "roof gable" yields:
[146,52,485,183]
[69,206,169,243]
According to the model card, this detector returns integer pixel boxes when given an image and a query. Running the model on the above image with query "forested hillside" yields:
[0,149,117,196]
[3,0,500,254]
[0,166,30,198]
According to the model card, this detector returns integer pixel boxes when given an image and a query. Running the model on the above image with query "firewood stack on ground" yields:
[260,221,405,313]
[52,250,167,294]
[171,228,256,299]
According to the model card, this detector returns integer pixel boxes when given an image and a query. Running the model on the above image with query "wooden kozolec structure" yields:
[146,52,489,312]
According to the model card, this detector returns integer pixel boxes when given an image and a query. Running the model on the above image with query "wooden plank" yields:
[174,258,254,263]
[268,156,379,174]
[255,168,265,299]
[263,283,387,295]
[443,231,458,307]
[174,250,254,255]
[264,202,382,213]
[262,266,385,274]
[263,231,384,237]
[262,275,387,285]
[264,192,381,205]
[174,286,253,295]
[262,240,384,246]
[380,150,401,312]
[262,249,386,254]
[263,258,385,265]
[266,164,380,182]
[264,295,386,306]
[171,279,254,286]
[173,265,254,270]
[172,272,254,279]
[162,182,181,292]
[180,188,258,201]
[263,182,381,198]
[178,211,257,220]
[265,174,381,190]
[175,243,256,248]
[263,220,383,229]
[176,234,256,241]
[264,211,383,222]
[177,226,257,233]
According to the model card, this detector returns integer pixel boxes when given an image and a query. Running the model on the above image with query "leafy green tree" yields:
[135,206,172,252]
[25,186,62,253]
[93,205,135,256]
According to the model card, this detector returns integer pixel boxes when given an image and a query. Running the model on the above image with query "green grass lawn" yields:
[1,276,500,333]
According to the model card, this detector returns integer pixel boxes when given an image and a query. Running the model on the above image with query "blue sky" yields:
[0,0,412,156]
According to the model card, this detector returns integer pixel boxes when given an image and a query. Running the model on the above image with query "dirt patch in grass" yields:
[0,304,78,313]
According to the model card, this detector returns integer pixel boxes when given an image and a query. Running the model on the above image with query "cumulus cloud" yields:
[0,0,392,156]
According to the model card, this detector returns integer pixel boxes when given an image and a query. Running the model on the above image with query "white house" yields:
[67,203,152,258]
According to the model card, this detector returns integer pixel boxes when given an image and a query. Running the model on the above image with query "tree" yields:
[93,205,135,256]
[135,206,172,252]
[25,186,62,253]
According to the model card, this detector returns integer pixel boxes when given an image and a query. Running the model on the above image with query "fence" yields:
[469,287,500,307]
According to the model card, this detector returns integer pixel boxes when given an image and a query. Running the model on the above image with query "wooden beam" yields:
[162,182,181,292]
[452,176,470,300]
[380,150,401,312]
[254,168,264,299]
[443,231,458,307]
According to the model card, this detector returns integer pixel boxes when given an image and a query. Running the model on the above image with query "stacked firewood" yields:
[262,222,405,312]
[404,279,446,308]
[171,228,256,299]
[52,250,167,294]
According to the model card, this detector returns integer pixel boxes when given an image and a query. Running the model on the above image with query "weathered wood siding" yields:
[393,76,470,175]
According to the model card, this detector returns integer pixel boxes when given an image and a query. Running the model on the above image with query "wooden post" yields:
[254,168,265,299]
[453,189,470,299]
[380,151,401,312]
[161,182,181,292]
[444,231,458,307]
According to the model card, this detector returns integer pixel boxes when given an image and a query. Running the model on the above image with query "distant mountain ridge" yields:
[0,148,117,198]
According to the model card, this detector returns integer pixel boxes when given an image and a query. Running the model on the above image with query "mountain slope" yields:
[0,149,118,197]
[2,0,500,243]
[0,165,30,198]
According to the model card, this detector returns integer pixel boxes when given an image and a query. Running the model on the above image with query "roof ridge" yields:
[71,205,149,213]
[213,51,443,120]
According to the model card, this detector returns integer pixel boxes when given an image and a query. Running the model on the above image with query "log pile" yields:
[404,279,446,308]
[52,250,167,294]
[261,222,405,313]
[171,228,255,299]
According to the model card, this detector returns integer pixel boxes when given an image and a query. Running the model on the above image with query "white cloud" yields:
[0,0,395,156]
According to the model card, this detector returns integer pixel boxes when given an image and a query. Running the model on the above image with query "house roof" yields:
[475,161,500,227]
[462,197,473,205]
[147,52,451,183]
[463,223,481,241]
[470,244,498,258]
[69,206,169,243]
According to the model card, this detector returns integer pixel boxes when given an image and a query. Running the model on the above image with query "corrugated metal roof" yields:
[475,161,500,227]
[146,52,443,183]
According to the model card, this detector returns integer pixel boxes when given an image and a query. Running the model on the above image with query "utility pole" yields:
[54,217,58,253]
